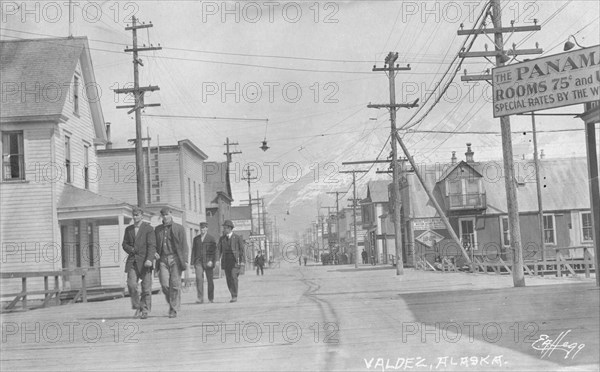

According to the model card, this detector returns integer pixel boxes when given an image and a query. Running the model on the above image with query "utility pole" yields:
[224,137,242,164]
[241,168,257,234]
[368,52,417,275]
[531,113,546,269]
[458,0,542,287]
[326,191,344,252]
[127,132,151,204]
[341,170,367,268]
[114,16,161,208]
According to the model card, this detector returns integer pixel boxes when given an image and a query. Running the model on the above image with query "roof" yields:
[407,157,591,217]
[437,161,482,182]
[365,180,390,203]
[204,161,233,207]
[58,184,129,210]
[0,37,106,141]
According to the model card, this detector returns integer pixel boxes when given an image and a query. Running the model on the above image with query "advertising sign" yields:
[413,218,445,231]
[492,45,600,117]
[232,219,252,231]
[415,230,444,248]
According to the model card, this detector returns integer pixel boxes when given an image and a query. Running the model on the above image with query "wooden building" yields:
[96,139,209,278]
[0,37,134,295]
[403,144,593,268]
[360,180,395,264]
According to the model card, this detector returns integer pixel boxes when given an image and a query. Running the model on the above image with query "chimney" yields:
[465,143,474,163]
[105,122,113,149]
[451,151,457,164]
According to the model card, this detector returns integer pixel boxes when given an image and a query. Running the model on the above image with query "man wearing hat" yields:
[155,207,189,318]
[217,220,245,302]
[191,222,217,304]
[122,207,156,319]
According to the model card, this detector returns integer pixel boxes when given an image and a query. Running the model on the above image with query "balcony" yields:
[447,192,487,210]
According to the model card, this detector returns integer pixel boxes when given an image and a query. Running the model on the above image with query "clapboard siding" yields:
[181,145,206,225]
[1,128,57,297]
[95,151,138,204]
[59,61,99,193]
[155,150,182,207]
[96,149,182,207]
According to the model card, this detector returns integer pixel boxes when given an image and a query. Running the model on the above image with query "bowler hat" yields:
[160,207,171,215]
[222,220,234,228]
[132,206,143,215]
[199,222,208,228]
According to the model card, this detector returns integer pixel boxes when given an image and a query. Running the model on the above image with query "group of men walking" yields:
[123,207,245,319]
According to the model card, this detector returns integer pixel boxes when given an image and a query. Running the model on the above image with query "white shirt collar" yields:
[227,232,233,239]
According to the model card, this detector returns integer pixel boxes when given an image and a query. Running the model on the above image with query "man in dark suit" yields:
[254,250,265,276]
[122,207,156,319]
[217,220,244,302]
[155,207,189,318]
[191,222,217,304]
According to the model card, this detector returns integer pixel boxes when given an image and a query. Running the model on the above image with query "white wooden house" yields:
[0,37,132,296]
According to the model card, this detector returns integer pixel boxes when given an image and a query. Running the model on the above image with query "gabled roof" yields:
[437,161,483,182]
[204,161,233,207]
[408,157,591,217]
[364,180,390,203]
[0,37,106,142]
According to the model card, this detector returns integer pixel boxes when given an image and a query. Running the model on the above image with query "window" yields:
[83,144,89,189]
[500,216,510,247]
[65,136,72,183]
[73,75,80,115]
[543,215,556,245]
[193,181,197,212]
[581,212,593,242]
[187,177,191,210]
[2,131,24,180]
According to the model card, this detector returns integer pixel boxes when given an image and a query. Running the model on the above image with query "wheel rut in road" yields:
[299,269,341,371]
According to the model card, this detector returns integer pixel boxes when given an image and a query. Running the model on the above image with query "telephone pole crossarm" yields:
[113,16,161,208]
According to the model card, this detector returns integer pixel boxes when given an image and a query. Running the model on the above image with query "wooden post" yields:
[44,276,49,306]
[491,0,525,287]
[54,275,60,305]
[22,277,27,309]
[81,271,87,303]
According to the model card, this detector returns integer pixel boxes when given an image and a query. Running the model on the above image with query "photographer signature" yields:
[531,329,585,360]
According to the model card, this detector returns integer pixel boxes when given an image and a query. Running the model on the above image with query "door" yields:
[459,218,476,252]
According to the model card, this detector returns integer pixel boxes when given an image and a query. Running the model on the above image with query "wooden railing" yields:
[414,245,595,278]
[1,266,119,311]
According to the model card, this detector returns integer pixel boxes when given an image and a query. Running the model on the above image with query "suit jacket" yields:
[122,222,156,273]
[155,222,189,269]
[217,233,245,266]
[191,233,217,269]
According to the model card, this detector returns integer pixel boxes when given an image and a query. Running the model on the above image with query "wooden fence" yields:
[1,266,119,311]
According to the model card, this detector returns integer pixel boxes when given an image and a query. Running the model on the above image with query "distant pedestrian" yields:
[361,249,368,264]
[217,220,244,303]
[303,256,308,266]
[122,207,155,320]
[191,222,217,304]
[254,251,265,275]
[299,256,302,266]
[371,252,375,265]
[155,207,189,318]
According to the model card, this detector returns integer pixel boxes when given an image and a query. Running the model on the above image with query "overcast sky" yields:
[2,0,599,237]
